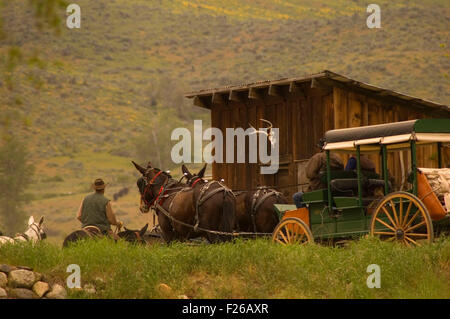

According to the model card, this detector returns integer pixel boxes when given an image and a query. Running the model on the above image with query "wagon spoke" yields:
[373,231,396,236]
[274,237,285,245]
[404,235,420,246]
[298,232,306,243]
[291,225,299,243]
[386,236,396,242]
[405,220,426,233]
[398,198,403,226]
[285,225,292,242]
[404,209,420,230]
[401,201,413,227]
[389,200,400,225]
[381,207,398,227]
[403,238,411,247]
[278,228,289,244]
[406,232,428,237]
[375,217,396,232]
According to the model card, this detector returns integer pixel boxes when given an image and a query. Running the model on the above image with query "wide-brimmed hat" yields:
[92,178,108,190]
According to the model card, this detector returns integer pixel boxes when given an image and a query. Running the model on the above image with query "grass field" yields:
[0,237,449,299]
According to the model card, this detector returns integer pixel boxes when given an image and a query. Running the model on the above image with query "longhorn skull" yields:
[248,119,276,145]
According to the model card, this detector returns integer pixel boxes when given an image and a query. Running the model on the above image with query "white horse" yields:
[0,216,46,245]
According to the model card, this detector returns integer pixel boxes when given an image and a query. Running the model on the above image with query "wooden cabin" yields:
[185,70,450,198]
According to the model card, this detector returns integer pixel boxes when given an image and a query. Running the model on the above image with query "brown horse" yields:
[182,164,285,234]
[63,224,148,247]
[234,188,286,233]
[181,164,236,242]
[133,161,235,243]
[63,226,103,247]
[117,224,149,244]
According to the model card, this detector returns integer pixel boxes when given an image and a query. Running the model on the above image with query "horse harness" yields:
[151,174,235,233]
[249,187,283,232]
[191,180,235,232]
[15,223,43,242]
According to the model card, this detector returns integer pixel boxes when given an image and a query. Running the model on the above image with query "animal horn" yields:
[259,119,273,129]
[132,161,147,175]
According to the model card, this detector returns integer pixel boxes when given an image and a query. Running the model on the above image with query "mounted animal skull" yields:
[248,119,276,145]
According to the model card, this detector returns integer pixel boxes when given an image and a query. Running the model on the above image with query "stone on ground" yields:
[0,272,7,288]
[9,288,38,299]
[45,284,67,299]
[0,287,7,299]
[84,283,96,294]
[8,269,36,288]
[0,264,15,274]
[32,281,50,298]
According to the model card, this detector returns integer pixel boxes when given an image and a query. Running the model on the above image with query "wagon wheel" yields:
[370,191,433,246]
[272,217,313,245]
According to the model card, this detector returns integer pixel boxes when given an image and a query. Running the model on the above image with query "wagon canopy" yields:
[324,119,450,152]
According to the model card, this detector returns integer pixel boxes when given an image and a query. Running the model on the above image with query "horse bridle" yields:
[188,175,203,188]
[140,168,170,208]
[17,223,44,241]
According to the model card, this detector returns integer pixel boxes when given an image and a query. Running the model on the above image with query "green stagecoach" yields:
[273,119,450,246]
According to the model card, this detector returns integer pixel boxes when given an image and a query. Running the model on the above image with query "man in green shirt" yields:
[76,178,122,237]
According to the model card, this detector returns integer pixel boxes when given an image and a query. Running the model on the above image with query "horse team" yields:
[133,161,287,244]
[0,161,287,247]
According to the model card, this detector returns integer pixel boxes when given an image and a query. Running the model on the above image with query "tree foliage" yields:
[0,134,35,234]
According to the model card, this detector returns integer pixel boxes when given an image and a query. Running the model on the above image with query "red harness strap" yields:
[149,171,163,184]
[142,171,164,207]
[191,178,202,188]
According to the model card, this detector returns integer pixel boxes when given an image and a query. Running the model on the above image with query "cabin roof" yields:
[184,70,450,113]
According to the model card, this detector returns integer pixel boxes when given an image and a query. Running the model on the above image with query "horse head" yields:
[182,164,207,187]
[132,161,172,213]
[24,216,46,242]
[118,223,148,244]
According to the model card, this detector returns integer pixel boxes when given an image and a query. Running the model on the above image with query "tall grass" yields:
[0,237,449,299]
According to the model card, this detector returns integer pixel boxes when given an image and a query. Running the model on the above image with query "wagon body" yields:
[273,119,450,245]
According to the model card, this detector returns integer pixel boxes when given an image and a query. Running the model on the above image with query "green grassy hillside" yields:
[0,0,449,243]
[0,237,449,298]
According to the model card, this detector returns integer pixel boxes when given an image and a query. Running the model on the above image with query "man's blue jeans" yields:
[293,192,305,208]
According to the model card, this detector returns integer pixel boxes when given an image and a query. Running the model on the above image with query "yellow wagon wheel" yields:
[272,217,313,245]
[370,191,433,246]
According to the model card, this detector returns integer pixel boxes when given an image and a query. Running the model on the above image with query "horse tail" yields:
[220,190,235,241]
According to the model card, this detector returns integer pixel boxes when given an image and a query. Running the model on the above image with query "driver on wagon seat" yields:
[76,178,123,238]
[293,139,344,208]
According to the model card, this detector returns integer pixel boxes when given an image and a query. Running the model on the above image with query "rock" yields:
[0,272,7,288]
[83,283,96,294]
[9,288,38,299]
[8,269,36,288]
[178,294,189,299]
[45,284,67,299]
[17,266,33,271]
[156,283,172,295]
[0,287,7,299]
[32,281,50,298]
[0,264,15,274]
[34,272,43,282]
